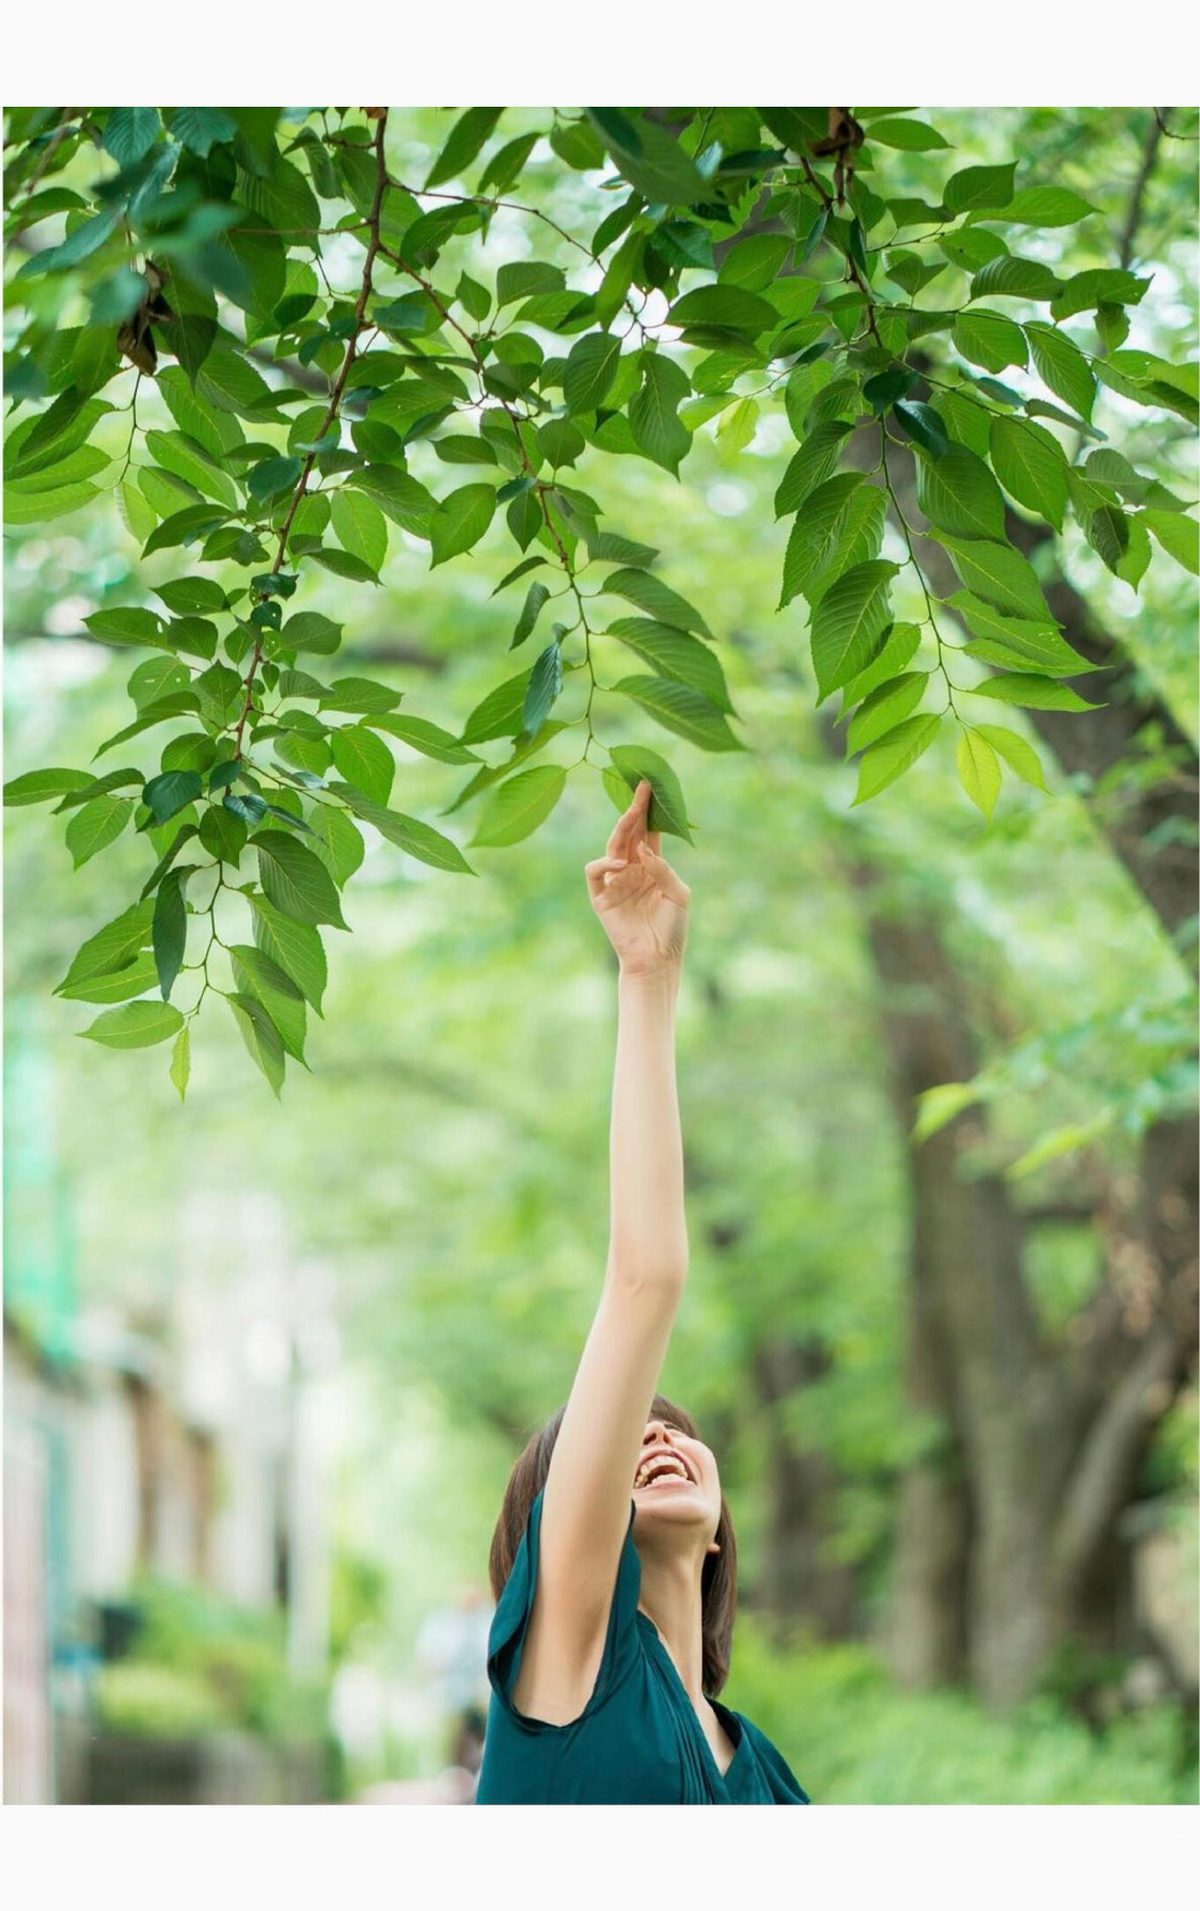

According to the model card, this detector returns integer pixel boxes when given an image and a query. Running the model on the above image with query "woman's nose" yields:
[643,1420,668,1445]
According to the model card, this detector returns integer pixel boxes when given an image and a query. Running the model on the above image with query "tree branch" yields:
[1051,1319,1180,1597]
[1119,109,1168,269]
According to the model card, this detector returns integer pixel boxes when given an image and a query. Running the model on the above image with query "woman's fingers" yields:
[603,780,664,866]
[636,840,690,907]
[584,855,630,901]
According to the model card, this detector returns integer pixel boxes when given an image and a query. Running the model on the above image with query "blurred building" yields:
[3,1004,339,1802]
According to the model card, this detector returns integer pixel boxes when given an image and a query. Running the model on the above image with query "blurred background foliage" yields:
[3,102,1197,1804]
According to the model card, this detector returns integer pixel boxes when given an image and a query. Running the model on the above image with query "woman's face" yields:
[631,1414,722,1553]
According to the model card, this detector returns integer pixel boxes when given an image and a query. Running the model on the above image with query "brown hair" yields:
[488,1392,738,1697]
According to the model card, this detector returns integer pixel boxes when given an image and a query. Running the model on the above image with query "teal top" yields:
[475,1487,810,1805]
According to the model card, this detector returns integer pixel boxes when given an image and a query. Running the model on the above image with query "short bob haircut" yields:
[488,1392,738,1697]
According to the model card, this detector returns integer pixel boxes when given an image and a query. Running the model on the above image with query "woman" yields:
[475,781,810,1805]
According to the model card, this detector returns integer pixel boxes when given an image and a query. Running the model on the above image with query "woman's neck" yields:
[636,1547,708,1703]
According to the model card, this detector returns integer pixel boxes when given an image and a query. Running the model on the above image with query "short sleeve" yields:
[486,1487,643,1728]
[737,1714,811,1802]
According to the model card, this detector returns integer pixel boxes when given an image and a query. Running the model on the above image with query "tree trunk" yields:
[851,858,1197,1706]
[751,1338,864,1638]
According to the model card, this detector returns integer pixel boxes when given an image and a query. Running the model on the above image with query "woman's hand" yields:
[585,780,691,979]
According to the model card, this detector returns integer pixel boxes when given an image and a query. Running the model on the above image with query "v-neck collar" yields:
[636,1609,747,1791]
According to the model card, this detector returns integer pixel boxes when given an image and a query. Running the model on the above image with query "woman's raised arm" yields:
[516,781,693,1719]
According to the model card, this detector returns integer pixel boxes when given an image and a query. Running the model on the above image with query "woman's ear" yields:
[706,1539,721,1555]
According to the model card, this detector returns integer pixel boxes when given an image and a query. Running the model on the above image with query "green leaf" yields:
[306,806,365,887]
[17,207,120,278]
[809,560,899,700]
[139,824,199,900]
[254,829,348,928]
[846,672,929,754]
[143,770,203,826]
[953,310,1028,374]
[780,476,886,609]
[250,894,327,1013]
[716,396,760,452]
[605,619,733,712]
[972,723,1048,791]
[169,1025,191,1101]
[967,673,1098,711]
[1142,509,1200,575]
[235,156,321,245]
[492,555,548,595]
[248,455,302,504]
[56,901,154,994]
[281,611,343,654]
[629,353,691,473]
[719,233,792,291]
[852,713,941,804]
[838,622,923,710]
[584,110,707,205]
[1025,322,1095,420]
[5,479,100,525]
[470,764,567,846]
[326,785,476,874]
[460,668,535,744]
[53,769,143,814]
[330,724,395,804]
[84,607,167,649]
[956,728,1002,819]
[512,581,551,649]
[227,992,285,1097]
[601,569,712,637]
[173,107,237,156]
[993,187,1095,227]
[152,868,189,1000]
[892,401,949,459]
[988,415,1068,530]
[866,118,949,150]
[425,107,503,189]
[1050,269,1150,321]
[970,257,1059,301]
[103,106,162,167]
[943,163,1015,212]
[5,767,93,807]
[65,795,132,868]
[316,677,401,715]
[932,534,1054,623]
[606,745,694,843]
[58,954,159,1006]
[364,714,474,766]
[229,945,307,1065]
[609,677,743,752]
[666,285,779,335]
[949,592,1093,675]
[915,444,1006,540]
[563,331,623,414]
[1114,516,1152,590]
[199,806,248,863]
[774,422,855,516]
[1086,503,1131,574]
[496,260,565,306]
[81,1000,184,1049]
[429,483,496,566]
[153,577,227,616]
[330,489,388,572]
[523,639,564,737]
[585,531,659,568]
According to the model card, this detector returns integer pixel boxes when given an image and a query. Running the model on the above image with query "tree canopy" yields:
[4,104,1198,1102]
